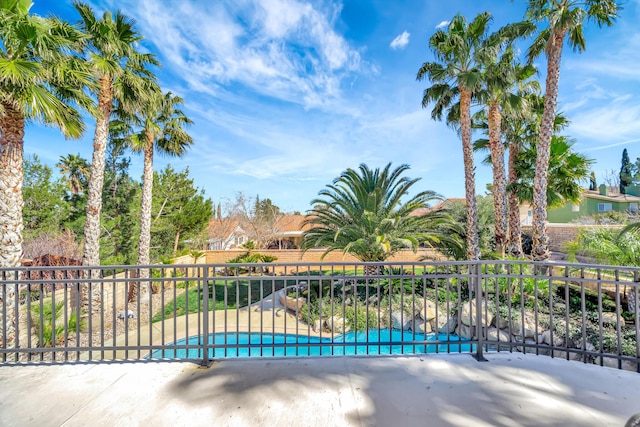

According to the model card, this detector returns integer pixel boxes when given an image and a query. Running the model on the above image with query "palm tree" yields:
[0,0,90,355]
[474,68,540,258]
[115,90,193,301]
[525,0,620,261]
[476,46,537,257]
[512,134,593,209]
[75,1,159,270]
[57,154,90,195]
[417,12,502,260]
[301,163,462,266]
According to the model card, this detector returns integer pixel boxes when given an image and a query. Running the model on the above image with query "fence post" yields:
[201,265,211,366]
[473,262,487,362]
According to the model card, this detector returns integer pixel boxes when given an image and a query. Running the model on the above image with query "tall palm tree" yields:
[474,66,540,258]
[0,0,90,354]
[417,12,501,260]
[57,153,90,195]
[301,163,462,264]
[525,0,620,261]
[115,90,193,301]
[75,1,158,270]
[477,46,537,257]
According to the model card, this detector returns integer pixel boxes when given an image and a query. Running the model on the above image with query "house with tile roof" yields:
[207,219,247,250]
[207,214,315,250]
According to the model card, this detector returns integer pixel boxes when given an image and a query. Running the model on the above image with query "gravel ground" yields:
[13,290,177,363]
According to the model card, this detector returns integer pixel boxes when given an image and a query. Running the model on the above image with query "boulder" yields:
[279,292,306,312]
[627,287,638,313]
[538,330,564,347]
[459,299,492,327]
[509,315,537,338]
[390,310,412,331]
[312,318,324,333]
[411,318,433,334]
[456,324,474,340]
[492,315,509,330]
[416,299,438,322]
[595,356,638,372]
[326,316,350,334]
[485,327,512,351]
[486,327,511,343]
[600,312,625,327]
[438,315,458,334]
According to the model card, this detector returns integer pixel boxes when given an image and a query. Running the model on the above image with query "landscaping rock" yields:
[279,292,306,312]
[595,356,638,372]
[326,316,350,334]
[486,327,511,342]
[628,287,638,313]
[438,315,458,334]
[411,318,433,334]
[455,324,474,340]
[485,327,512,351]
[416,299,438,322]
[459,299,492,327]
[600,312,625,327]
[117,310,136,320]
[539,330,564,347]
[390,310,412,331]
[312,318,324,333]
[509,315,537,338]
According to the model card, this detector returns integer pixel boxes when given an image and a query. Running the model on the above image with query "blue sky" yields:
[27,0,640,213]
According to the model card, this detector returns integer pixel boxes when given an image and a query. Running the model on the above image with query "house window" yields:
[598,203,612,212]
[571,203,580,212]
[630,203,639,213]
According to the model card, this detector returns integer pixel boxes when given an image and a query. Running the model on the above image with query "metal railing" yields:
[0,260,638,371]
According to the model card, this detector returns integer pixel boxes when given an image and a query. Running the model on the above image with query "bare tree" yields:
[22,229,82,261]
[602,169,620,194]
[224,192,284,248]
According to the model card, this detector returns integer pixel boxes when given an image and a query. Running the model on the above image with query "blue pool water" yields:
[149,329,473,359]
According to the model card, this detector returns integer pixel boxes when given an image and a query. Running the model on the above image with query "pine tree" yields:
[620,148,632,194]
[589,172,597,191]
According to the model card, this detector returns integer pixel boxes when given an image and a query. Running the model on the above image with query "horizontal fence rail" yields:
[0,260,638,372]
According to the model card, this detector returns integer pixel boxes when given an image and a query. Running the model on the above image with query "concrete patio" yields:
[1,353,639,426]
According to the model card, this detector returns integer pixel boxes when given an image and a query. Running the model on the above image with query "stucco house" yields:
[520,185,640,225]
[207,219,247,250]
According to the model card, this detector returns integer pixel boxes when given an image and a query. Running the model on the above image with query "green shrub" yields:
[31,301,82,347]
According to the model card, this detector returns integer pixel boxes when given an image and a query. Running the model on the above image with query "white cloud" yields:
[390,31,410,50]
[435,20,449,29]
[115,0,366,111]
[569,101,640,143]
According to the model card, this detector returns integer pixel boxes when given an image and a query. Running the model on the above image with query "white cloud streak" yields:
[390,31,410,50]
[435,20,449,29]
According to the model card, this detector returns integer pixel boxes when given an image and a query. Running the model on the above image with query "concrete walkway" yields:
[1,353,639,426]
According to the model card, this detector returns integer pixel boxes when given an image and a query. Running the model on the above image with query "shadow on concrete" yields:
[164,353,638,426]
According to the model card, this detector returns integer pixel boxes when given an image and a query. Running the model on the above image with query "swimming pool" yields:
[149,329,473,359]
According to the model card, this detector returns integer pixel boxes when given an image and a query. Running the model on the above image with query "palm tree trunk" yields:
[0,105,25,358]
[488,102,507,258]
[81,76,112,308]
[532,30,565,262]
[460,88,480,260]
[132,140,154,302]
[173,230,181,255]
[506,143,523,257]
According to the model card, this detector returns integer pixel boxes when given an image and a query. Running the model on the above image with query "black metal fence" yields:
[0,260,638,371]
